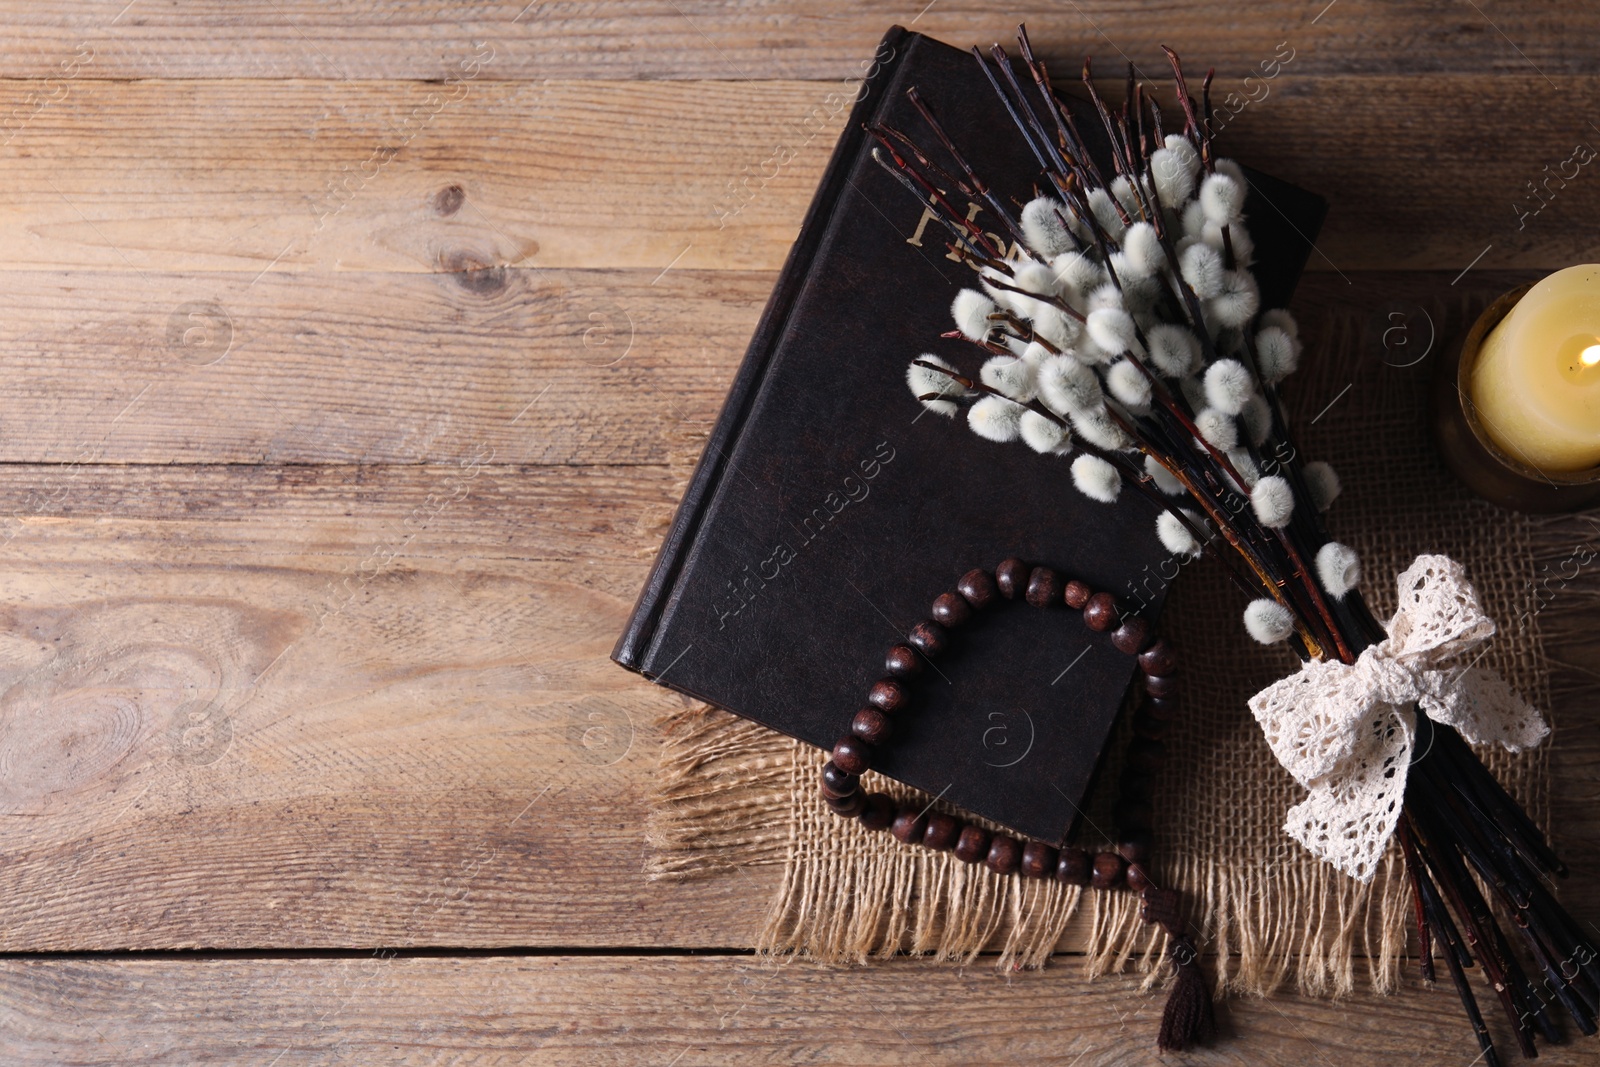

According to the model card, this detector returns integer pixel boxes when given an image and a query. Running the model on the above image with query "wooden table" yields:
[1,3,1597,1063]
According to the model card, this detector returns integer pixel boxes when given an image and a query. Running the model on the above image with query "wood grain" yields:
[0,461,785,951]
[0,456,1591,953]
[0,5,1595,1063]
[0,78,1592,276]
[0,2,1596,81]
[0,267,754,465]
[0,269,1574,467]
[7,954,1600,1066]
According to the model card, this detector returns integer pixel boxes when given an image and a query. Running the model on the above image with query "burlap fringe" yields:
[759,740,1090,973]
[644,705,796,876]
[1194,848,1411,997]
[648,703,1415,997]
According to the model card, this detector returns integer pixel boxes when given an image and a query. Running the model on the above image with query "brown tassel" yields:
[1157,934,1216,1051]
[1140,886,1215,1051]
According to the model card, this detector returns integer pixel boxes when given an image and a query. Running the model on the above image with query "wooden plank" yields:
[0,458,1593,953]
[7,954,1600,1066]
[0,78,839,275]
[0,78,1591,275]
[0,461,792,951]
[0,267,758,465]
[0,2,1596,81]
[0,269,1576,467]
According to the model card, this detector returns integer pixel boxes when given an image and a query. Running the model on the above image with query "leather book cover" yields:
[614,26,1327,843]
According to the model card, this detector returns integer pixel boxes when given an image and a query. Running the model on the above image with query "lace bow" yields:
[1247,554,1548,882]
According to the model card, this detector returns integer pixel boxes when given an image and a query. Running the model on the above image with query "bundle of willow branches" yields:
[880,25,1596,1063]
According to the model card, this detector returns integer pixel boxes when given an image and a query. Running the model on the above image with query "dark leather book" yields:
[614,26,1327,843]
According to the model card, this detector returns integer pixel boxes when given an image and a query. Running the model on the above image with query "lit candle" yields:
[1469,264,1600,473]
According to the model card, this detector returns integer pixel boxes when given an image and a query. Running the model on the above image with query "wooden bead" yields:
[1091,851,1127,890]
[923,812,962,851]
[826,791,866,817]
[1125,862,1151,892]
[994,558,1029,599]
[1127,738,1165,774]
[890,807,929,844]
[1138,638,1177,677]
[859,792,895,831]
[1118,830,1153,865]
[1063,580,1092,609]
[1025,566,1063,608]
[1144,673,1179,698]
[1111,616,1151,654]
[1083,592,1118,631]
[831,736,872,775]
[851,707,891,745]
[1147,696,1180,721]
[868,678,907,712]
[885,644,923,678]
[986,834,1023,874]
[908,620,948,657]
[954,824,991,864]
[957,568,998,609]
[819,761,859,798]
[819,780,856,802]
[931,591,972,627]
[1020,840,1059,878]
[1056,847,1093,885]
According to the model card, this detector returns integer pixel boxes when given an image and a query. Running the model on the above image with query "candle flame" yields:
[1583,344,1600,367]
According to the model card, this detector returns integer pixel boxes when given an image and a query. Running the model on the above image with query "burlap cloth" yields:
[645,293,1579,997]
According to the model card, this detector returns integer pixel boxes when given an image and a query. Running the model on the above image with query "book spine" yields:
[612,25,918,674]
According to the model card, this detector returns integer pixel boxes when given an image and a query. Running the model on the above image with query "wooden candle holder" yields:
[1432,283,1600,512]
